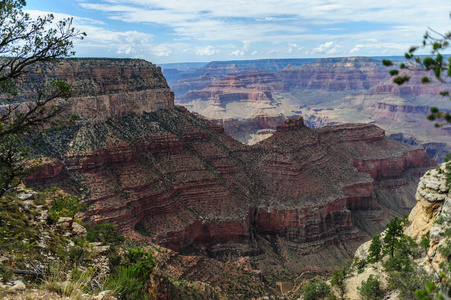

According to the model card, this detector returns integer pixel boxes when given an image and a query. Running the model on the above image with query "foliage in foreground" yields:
[382,16,451,125]
[358,274,382,300]
[105,248,156,300]
[301,280,331,300]
[0,0,85,197]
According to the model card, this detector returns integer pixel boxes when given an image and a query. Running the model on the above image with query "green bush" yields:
[45,187,86,223]
[105,248,156,300]
[106,266,147,300]
[86,221,125,246]
[420,236,430,250]
[302,280,330,300]
[354,258,367,272]
[331,264,350,299]
[358,275,382,300]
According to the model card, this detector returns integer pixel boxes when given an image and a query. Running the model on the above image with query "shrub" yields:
[301,280,330,300]
[331,264,350,299]
[358,275,382,300]
[105,248,156,300]
[420,235,430,250]
[106,266,147,300]
[45,187,86,223]
[354,258,367,272]
[86,221,125,246]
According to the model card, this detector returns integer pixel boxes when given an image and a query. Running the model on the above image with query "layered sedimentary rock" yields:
[28,107,435,272]
[208,112,284,145]
[277,57,388,91]
[10,58,174,123]
[179,71,287,104]
[166,57,451,163]
[20,58,436,292]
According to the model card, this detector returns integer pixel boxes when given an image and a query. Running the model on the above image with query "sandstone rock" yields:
[72,222,87,239]
[406,163,450,241]
[17,193,34,200]
[441,197,451,214]
[57,217,73,229]
[94,290,116,300]
[353,240,371,261]
[430,226,444,243]
[10,280,26,291]
[91,244,111,256]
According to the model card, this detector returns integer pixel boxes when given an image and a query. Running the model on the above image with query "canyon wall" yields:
[11,58,174,122]
[167,57,451,162]
[20,58,436,283]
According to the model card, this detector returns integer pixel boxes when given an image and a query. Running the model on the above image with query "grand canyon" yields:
[162,57,451,162]
[14,57,441,297]
[2,1,450,298]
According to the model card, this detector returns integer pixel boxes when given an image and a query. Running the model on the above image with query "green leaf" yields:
[393,75,410,85]
[382,59,393,67]
[421,76,431,84]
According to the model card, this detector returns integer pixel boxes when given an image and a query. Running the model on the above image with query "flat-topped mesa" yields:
[14,58,174,123]
[275,116,305,131]
[317,123,385,143]
[178,71,285,104]
[278,57,388,91]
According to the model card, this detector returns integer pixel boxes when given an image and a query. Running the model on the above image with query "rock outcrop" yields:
[10,58,174,123]
[341,162,451,300]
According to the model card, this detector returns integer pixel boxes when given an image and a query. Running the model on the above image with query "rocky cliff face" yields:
[277,57,388,91]
[28,109,435,275]
[167,57,451,164]
[13,58,174,122]
[344,162,450,300]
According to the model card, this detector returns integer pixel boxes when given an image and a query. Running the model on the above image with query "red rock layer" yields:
[12,58,174,123]
[210,113,285,136]
[28,108,436,269]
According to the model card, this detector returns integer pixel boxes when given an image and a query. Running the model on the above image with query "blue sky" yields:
[25,0,451,64]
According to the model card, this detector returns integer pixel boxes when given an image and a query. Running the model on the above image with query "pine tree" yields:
[383,217,404,258]
[368,232,382,263]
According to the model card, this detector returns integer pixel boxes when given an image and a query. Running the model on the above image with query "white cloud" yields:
[288,43,304,54]
[228,41,251,56]
[313,41,333,52]
[312,41,343,55]
[196,45,218,56]
[26,0,451,62]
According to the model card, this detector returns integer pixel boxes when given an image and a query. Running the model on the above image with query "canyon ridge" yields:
[162,57,451,162]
